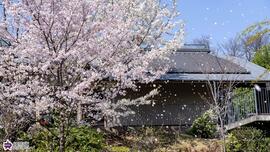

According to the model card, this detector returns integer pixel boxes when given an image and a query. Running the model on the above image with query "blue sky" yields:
[1,0,269,47]
[178,0,270,46]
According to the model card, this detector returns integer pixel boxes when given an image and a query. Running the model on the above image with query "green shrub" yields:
[65,126,105,151]
[19,125,105,152]
[226,127,270,152]
[226,133,243,152]
[253,45,270,70]
[188,110,217,138]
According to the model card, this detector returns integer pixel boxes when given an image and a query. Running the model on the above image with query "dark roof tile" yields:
[168,51,249,74]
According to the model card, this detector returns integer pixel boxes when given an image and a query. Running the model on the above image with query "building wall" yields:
[109,82,212,127]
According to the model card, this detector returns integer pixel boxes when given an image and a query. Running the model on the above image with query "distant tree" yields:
[192,35,211,49]
[242,20,270,45]
[218,37,244,58]
[241,31,269,61]
[192,35,221,55]
[219,33,268,61]
[252,45,270,70]
[241,20,270,61]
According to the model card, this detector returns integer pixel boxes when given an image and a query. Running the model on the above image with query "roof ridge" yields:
[177,44,210,53]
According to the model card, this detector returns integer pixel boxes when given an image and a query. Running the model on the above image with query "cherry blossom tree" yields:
[0,0,184,150]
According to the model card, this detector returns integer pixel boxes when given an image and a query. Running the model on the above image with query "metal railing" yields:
[226,88,270,125]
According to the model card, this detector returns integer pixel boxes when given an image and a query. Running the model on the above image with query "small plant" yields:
[226,127,270,152]
[188,110,217,138]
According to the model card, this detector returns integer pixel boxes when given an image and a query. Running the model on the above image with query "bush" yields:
[65,126,105,151]
[253,45,270,70]
[19,125,105,152]
[188,110,217,138]
[226,127,270,152]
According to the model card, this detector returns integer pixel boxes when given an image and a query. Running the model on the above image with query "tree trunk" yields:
[77,102,82,124]
[219,116,226,152]
[59,119,65,152]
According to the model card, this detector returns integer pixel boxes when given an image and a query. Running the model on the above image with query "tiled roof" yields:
[159,45,270,82]
[168,51,249,74]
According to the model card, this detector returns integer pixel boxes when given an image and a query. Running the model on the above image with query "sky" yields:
[0,0,269,48]
[178,0,270,47]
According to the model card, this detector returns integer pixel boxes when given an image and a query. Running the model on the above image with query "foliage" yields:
[66,126,105,151]
[19,125,105,152]
[242,20,270,45]
[232,87,255,119]
[253,45,270,70]
[235,20,270,61]
[226,127,270,152]
[188,110,217,138]
[225,133,242,152]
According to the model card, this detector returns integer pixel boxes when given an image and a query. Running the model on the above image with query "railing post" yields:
[253,88,258,115]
